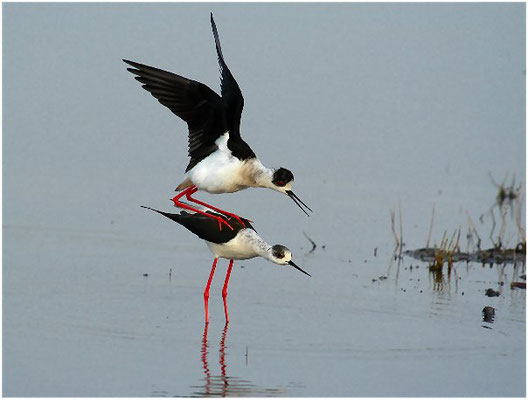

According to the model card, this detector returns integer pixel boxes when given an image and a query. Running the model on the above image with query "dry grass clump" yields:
[429,229,461,273]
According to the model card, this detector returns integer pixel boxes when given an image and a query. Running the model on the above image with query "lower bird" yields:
[142,205,311,323]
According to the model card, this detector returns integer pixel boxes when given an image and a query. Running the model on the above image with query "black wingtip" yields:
[141,205,165,215]
[210,12,223,59]
[141,206,184,224]
[210,12,215,30]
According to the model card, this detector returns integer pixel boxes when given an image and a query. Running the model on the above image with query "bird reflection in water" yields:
[190,322,288,397]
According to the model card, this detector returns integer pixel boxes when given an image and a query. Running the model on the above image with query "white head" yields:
[267,244,311,276]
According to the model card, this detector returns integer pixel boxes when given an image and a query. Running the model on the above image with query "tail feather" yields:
[175,178,193,191]
[141,205,244,243]
[140,206,186,224]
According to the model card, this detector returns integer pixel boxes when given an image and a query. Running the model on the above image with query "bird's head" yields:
[271,168,312,216]
[269,244,311,277]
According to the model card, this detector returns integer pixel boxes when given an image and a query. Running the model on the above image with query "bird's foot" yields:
[232,214,250,227]
[216,216,234,231]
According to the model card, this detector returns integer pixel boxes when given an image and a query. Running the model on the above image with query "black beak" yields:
[286,190,313,216]
[288,260,311,277]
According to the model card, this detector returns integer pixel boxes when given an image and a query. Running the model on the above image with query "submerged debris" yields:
[510,282,526,290]
[303,232,317,253]
[404,243,525,266]
[396,171,525,270]
[485,288,500,297]
[482,306,495,323]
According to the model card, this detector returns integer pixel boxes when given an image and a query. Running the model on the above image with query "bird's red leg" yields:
[203,258,218,323]
[185,188,249,227]
[172,186,234,231]
[221,259,234,322]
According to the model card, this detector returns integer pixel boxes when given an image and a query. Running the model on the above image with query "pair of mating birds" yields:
[125,14,312,323]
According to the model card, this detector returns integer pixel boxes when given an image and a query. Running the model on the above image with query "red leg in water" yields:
[172,186,233,231]
[201,323,211,394]
[219,322,229,381]
[185,187,249,228]
[204,258,218,324]
[222,260,234,322]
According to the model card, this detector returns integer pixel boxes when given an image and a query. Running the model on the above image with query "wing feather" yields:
[210,13,244,140]
[124,59,227,171]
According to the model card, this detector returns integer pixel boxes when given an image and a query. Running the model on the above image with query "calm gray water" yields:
[3,3,525,396]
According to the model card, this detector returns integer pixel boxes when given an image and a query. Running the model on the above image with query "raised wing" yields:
[124,59,227,172]
[210,13,244,140]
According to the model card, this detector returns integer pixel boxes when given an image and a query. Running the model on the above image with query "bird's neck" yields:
[240,230,273,260]
[243,159,274,189]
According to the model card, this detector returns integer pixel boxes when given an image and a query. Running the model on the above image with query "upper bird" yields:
[124,13,311,230]
[141,205,311,322]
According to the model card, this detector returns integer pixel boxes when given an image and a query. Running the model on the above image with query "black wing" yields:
[141,206,255,244]
[210,13,244,140]
[123,59,227,172]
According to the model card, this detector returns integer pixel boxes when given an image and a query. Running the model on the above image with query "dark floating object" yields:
[510,282,526,289]
[143,273,149,277]
[372,275,387,283]
[482,306,495,323]
[485,288,500,297]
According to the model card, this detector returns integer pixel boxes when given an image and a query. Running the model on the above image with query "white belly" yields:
[189,151,247,194]
[187,133,251,194]
[206,230,266,260]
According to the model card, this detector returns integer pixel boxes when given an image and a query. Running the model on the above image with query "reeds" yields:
[400,172,525,269]
[429,228,461,273]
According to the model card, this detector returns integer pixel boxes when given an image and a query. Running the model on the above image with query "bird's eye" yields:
[276,181,285,186]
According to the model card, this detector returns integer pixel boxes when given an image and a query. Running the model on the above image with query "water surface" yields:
[3,3,525,397]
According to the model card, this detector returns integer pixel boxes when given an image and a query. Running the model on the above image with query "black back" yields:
[141,206,255,244]
[124,13,255,172]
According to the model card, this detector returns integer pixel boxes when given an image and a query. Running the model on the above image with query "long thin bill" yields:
[288,260,311,277]
[286,190,313,216]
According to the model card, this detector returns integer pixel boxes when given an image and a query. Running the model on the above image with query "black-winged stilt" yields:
[141,205,310,323]
[124,13,312,231]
